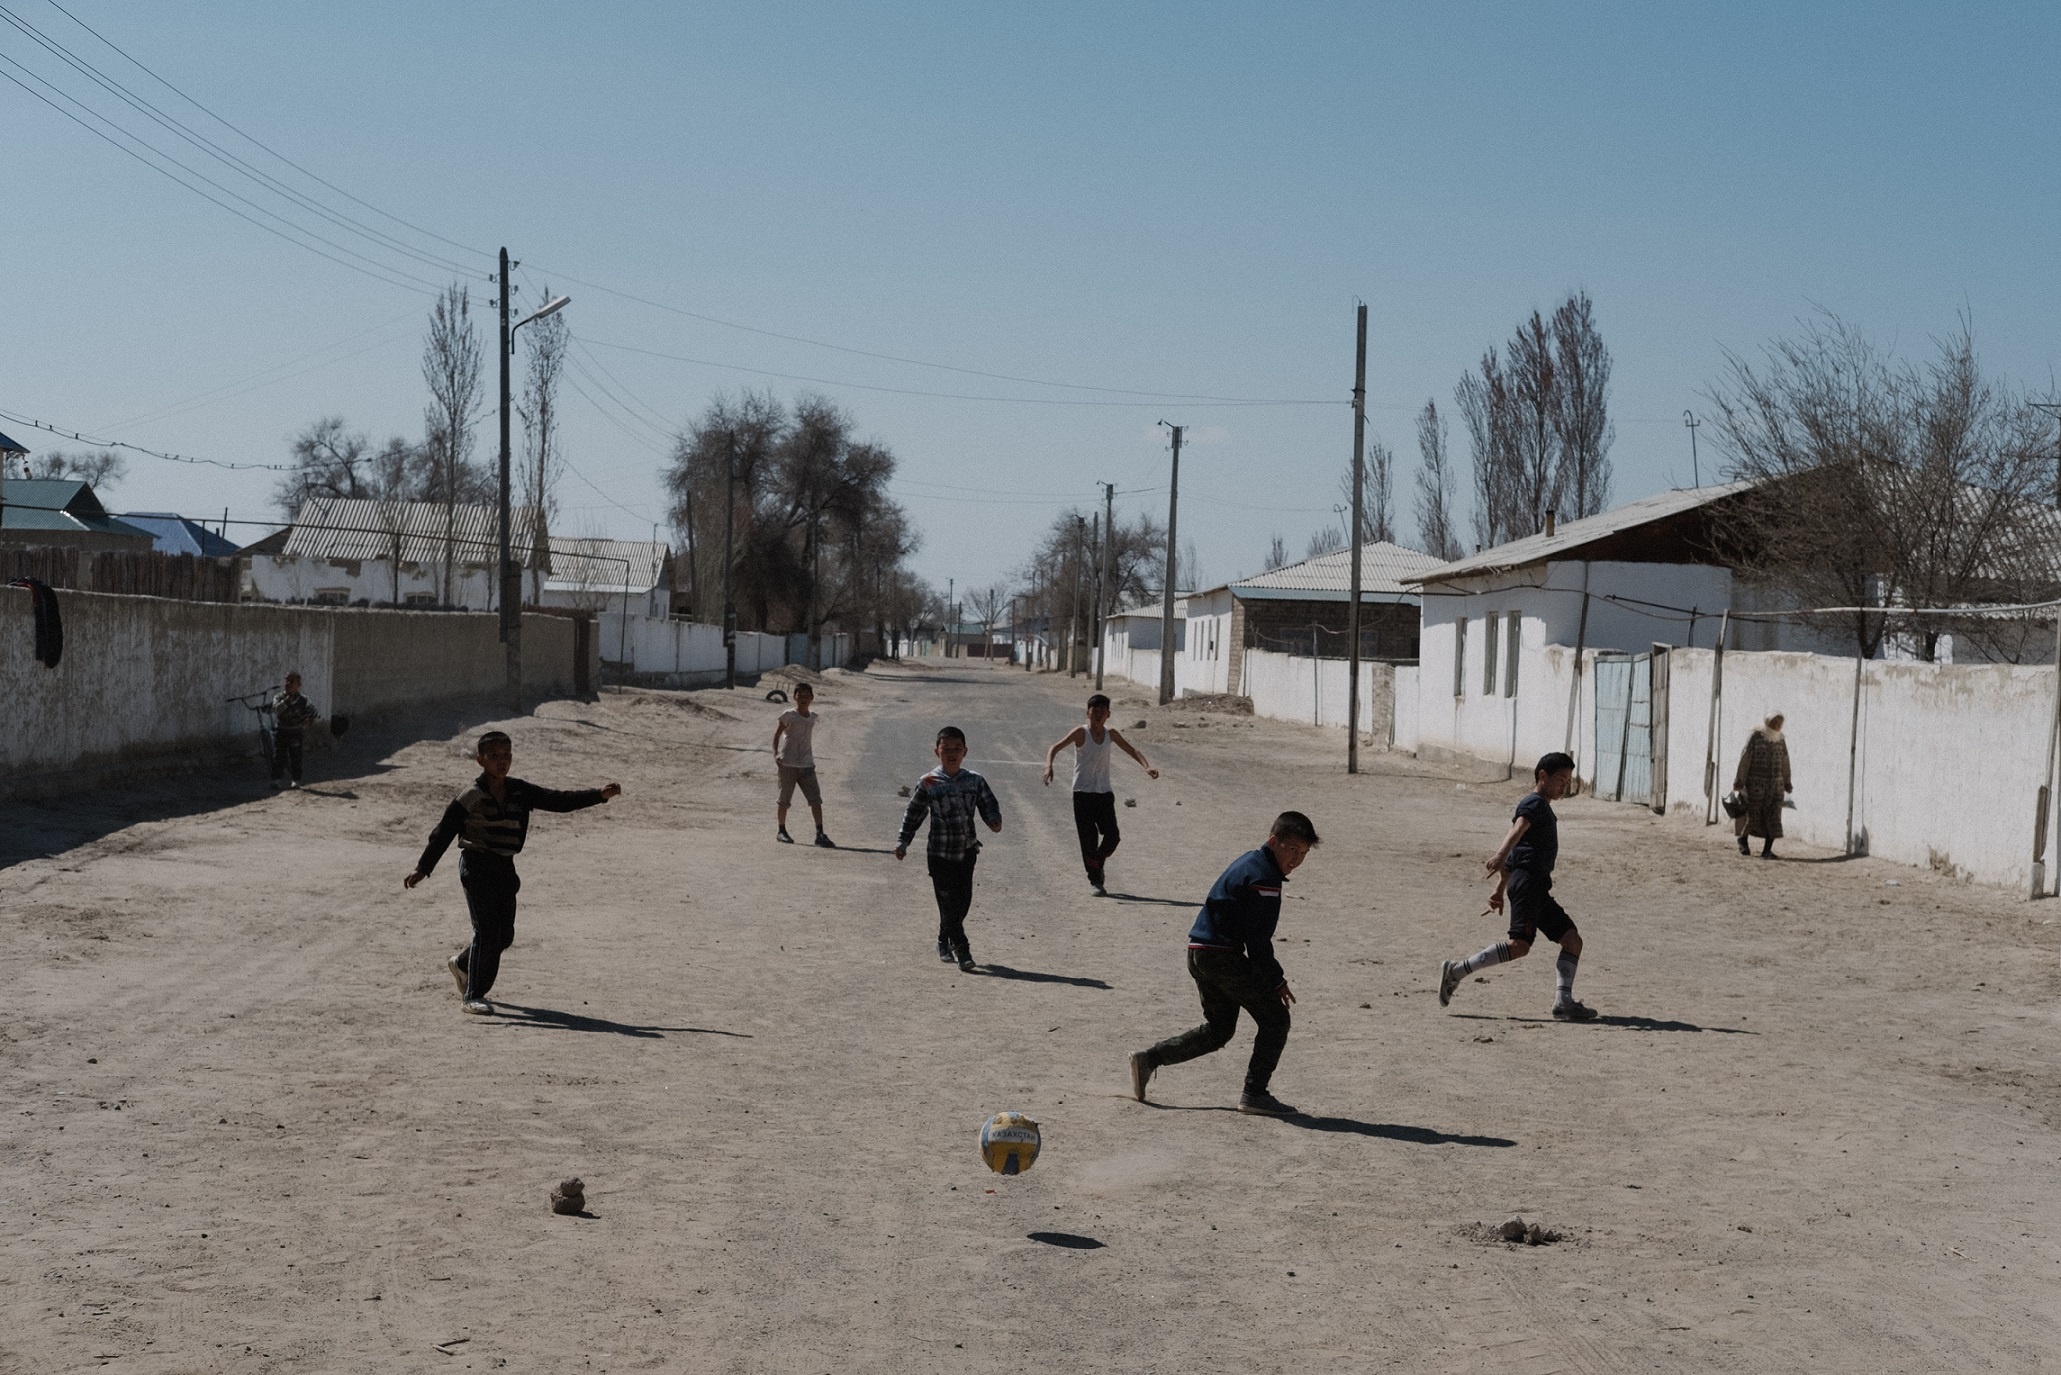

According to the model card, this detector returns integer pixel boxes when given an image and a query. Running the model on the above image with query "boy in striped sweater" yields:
[404,730,621,1015]
[895,725,1003,972]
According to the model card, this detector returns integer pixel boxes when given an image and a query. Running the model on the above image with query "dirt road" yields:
[6,660,2058,1373]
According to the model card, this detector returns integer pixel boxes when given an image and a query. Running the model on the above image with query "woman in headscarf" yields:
[1732,714,1793,859]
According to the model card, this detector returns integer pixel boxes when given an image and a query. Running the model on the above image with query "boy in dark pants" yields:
[404,730,622,1015]
[1042,692,1157,895]
[894,725,1003,972]
[1128,811,1319,1116]
[271,672,320,789]
[1437,751,1597,1021]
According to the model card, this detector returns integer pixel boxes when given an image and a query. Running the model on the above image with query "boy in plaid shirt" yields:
[895,725,1003,971]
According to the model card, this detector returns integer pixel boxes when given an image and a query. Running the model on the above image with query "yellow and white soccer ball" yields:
[979,1111,1042,1176]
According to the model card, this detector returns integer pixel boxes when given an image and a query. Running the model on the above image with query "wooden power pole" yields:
[1156,423,1182,706]
[1347,303,1367,773]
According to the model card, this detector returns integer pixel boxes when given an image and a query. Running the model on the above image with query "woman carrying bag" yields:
[1732,714,1793,859]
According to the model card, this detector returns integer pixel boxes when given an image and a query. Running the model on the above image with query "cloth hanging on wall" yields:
[9,578,63,668]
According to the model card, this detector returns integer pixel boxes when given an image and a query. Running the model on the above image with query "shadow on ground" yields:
[976,964,1112,990]
[490,1003,753,1039]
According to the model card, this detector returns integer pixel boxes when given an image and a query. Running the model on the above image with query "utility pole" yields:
[1683,410,1701,489]
[1156,422,1183,706]
[1068,516,1086,676]
[722,432,737,689]
[1088,511,1102,686]
[496,248,521,714]
[807,505,821,670]
[1348,303,1367,775]
[1096,480,1115,691]
[946,577,954,658]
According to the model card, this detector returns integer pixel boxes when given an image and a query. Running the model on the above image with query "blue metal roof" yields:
[120,512,241,558]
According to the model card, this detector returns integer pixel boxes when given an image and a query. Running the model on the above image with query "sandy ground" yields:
[5,659,2060,1374]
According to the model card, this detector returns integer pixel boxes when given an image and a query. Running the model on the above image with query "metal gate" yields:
[1593,653,1654,806]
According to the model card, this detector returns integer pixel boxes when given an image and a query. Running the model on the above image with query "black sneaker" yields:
[1236,1090,1297,1116]
[1737,836,1750,855]
[1438,959,1462,1007]
[936,938,954,963]
[955,946,977,972]
[814,832,836,849]
[777,828,795,844]
[1127,1051,1154,1102]
[1551,999,1598,1022]
[1090,881,1108,897]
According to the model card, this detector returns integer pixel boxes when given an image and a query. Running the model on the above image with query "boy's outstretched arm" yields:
[893,788,930,860]
[1484,816,1529,877]
[405,798,468,888]
[978,776,1003,833]
[1040,726,1085,785]
[526,781,622,812]
[1108,729,1159,780]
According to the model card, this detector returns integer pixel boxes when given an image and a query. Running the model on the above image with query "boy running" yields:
[894,725,1003,972]
[1437,751,1597,1022]
[403,730,622,1015]
[1126,811,1319,1116]
[773,683,834,847]
[1042,692,1158,895]
[271,672,320,789]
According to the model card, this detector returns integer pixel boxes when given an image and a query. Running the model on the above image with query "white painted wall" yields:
[1654,648,2059,890]
[1393,666,1419,752]
[1180,588,1233,695]
[590,614,846,682]
[1239,648,1393,735]
[247,552,519,609]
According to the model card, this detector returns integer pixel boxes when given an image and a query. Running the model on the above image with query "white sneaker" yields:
[446,954,467,996]
[461,999,494,1016]
[1090,882,1108,897]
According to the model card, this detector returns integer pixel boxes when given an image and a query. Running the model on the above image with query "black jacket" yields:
[416,774,606,875]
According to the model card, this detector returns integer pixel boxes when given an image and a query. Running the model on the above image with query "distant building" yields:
[245,496,543,608]
[120,512,242,558]
[541,537,673,618]
[0,478,155,553]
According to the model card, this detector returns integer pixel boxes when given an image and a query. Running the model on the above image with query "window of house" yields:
[313,588,350,606]
[1504,611,1521,696]
[1482,610,1499,696]
[405,592,437,607]
[1453,616,1468,697]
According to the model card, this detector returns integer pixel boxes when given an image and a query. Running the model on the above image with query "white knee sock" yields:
[1456,942,1510,976]
[1555,951,1579,1003]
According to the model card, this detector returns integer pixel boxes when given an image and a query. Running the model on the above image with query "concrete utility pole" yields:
[498,253,569,713]
[498,248,518,713]
[1156,422,1183,706]
[946,578,954,658]
[1348,303,1367,774]
[1096,480,1115,691]
[1088,511,1102,686]
[1068,516,1086,676]
[722,432,737,689]
[1682,410,1702,489]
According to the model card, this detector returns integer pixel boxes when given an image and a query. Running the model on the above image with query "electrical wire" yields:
[0,407,293,471]
[36,0,489,262]
[0,3,482,280]
[573,333,1341,408]
[0,58,439,297]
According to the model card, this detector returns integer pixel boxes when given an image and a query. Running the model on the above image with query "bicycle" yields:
[226,686,281,778]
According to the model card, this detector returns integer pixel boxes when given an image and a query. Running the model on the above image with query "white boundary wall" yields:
[595,613,849,683]
[1239,649,1395,739]
[1662,648,2056,891]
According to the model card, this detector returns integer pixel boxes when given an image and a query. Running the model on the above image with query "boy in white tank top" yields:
[1042,693,1158,895]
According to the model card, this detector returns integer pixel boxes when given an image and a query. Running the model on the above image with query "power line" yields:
[36,0,489,263]
[0,3,481,280]
[0,407,293,471]
[0,58,440,297]
[573,333,1340,408]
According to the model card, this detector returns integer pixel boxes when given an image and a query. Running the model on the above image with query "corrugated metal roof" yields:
[122,513,241,558]
[1,478,154,540]
[1228,540,1442,598]
[544,537,670,594]
[0,430,27,456]
[284,497,541,567]
[1405,482,1756,584]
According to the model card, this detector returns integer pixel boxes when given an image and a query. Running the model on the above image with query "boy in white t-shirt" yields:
[1042,692,1157,895]
[773,683,834,847]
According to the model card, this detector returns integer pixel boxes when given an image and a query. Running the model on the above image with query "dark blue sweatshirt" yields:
[1185,845,1289,986]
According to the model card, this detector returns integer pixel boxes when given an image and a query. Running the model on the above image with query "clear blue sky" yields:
[5,1,2057,596]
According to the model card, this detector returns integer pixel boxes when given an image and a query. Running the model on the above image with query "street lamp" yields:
[497,240,569,714]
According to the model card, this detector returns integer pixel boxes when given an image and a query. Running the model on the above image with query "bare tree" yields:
[1552,291,1615,518]
[1334,438,1395,546]
[1506,310,1562,531]
[1458,353,1522,548]
[1264,532,1290,571]
[1709,312,2058,660]
[517,293,569,590]
[1304,525,1346,559]
[25,448,126,489]
[1414,399,1462,560]
[421,283,485,604]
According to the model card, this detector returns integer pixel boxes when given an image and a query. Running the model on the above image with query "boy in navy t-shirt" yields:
[1437,751,1597,1022]
[1127,811,1320,1116]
